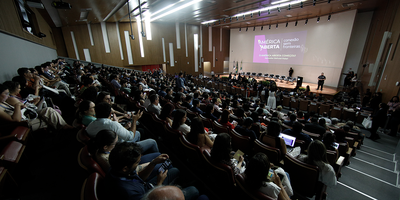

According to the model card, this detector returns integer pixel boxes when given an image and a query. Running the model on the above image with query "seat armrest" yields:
[336,156,345,166]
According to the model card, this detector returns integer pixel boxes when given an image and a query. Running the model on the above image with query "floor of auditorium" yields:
[6,110,400,200]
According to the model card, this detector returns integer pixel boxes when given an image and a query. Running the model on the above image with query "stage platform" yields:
[218,74,339,96]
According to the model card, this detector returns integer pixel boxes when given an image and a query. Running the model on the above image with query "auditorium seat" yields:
[330,106,343,120]
[199,114,213,129]
[326,150,344,179]
[212,121,230,134]
[282,96,290,109]
[343,109,356,123]
[309,101,319,113]
[0,126,30,145]
[76,128,91,145]
[178,135,209,169]
[0,141,25,168]
[229,129,252,154]
[299,100,309,112]
[284,154,327,200]
[80,172,104,200]
[253,139,281,166]
[77,146,106,177]
[0,166,18,197]
[319,104,331,116]
[235,173,275,200]
[186,109,198,120]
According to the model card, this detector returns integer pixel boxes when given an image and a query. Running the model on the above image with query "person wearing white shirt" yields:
[86,102,159,154]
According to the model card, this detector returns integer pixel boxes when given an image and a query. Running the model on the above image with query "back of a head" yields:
[334,129,346,142]
[346,121,354,128]
[322,132,335,148]
[192,99,200,107]
[171,109,186,129]
[109,142,142,173]
[318,118,326,126]
[311,117,318,123]
[290,114,296,121]
[220,110,230,123]
[323,112,328,117]
[277,106,282,111]
[343,125,350,132]
[292,121,303,133]
[143,186,185,200]
[94,130,117,152]
[205,104,214,113]
[267,121,281,137]
[211,133,231,162]
[17,68,29,77]
[236,108,245,118]
[245,152,270,189]
[243,117,254,127]
[95,102,112,118]
[307,140,328,164]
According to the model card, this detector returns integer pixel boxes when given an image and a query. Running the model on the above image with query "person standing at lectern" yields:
[289,67,294,78]
[317,73,326,91]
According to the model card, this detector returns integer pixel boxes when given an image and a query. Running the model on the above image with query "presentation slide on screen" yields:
[253,31,307,65]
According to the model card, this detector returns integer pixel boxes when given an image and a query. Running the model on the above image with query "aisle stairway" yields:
[324,129,400,200]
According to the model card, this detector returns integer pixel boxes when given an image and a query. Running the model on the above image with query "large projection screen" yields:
[229,10,357,87]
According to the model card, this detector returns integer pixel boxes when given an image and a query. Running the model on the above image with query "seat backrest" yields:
[299,100,309,112]
[319,104,331,115]
[235,173,275,200]
[326,149,338,167]
[202,150,236,187]
[253,139,281,165]
[81,172,104,200]
[212,120,230,134]
[199,114,213,128]
[343,110,356,122]
[178,135,208,167]
[78,146,106,177]
[309,102,318,113]
[282,96,290,107]
[330,107,342,119]
[77,128,91,145]
[337,142,349,157]
[186,109,198,120]
[229,129,252,154]
[283,154,321,198]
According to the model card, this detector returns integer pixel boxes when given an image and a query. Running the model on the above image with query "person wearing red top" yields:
[218,110,235,129]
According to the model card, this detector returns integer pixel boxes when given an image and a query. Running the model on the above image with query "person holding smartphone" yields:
[244,153,292,200]
[105,142,200,200]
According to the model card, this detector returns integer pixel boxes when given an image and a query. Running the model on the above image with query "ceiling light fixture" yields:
[272,0,291,5]
[243,15,245,20]
[268,9,271,14]
[253,26,255,31]
[231,0,303,18]
[258,11,261,16]
[328,14,331,21]
[317,16,320,23]
[288,4,291,10]
[219,19,221,24]
[328,0,331,3]
[223,18,226,23]
[230,17,232,22]
[305,18,308,25]
[261,26,263,30]
[269,24,271,29]
[295,20,298,26]
[286,22,288,27]
[276,24,278,29]
[300,1,303,8]
[313,0,316,6]
[251,13,253,18]
[236,16,239,21]
[277,7,281,12]
[201,19,217,24]
[239,28,241,32]
[150,0,202,22]
[246,27,248,31]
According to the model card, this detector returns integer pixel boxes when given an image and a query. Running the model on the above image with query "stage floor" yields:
[218,75,339,96]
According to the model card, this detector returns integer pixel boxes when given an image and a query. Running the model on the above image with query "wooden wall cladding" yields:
[201,26,230,75]
[0,0,57,50]
[62,21,202,75]
[358,0,400,102]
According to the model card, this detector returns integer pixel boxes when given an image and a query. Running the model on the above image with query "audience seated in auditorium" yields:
[297,140,337,187]
[319,112,332,125]
[0,83,72,131]
[304,117,326,135]
[159,103,174,126]
[234,118,257,140]
[218,110,236,130]
[244,153,292,200]
[260,121,287,157]
[147,94,161,116]
[186,117,214,149]
[182,95,193,109]
[257,103,270,116]
[172,109,190,135]
[283,121,312,147]
[211,133,244,175]
[190,99,204,115]
[104,142,200,200]
[203,104,218,122]
[76,100,96,126]
[283,114,297,127]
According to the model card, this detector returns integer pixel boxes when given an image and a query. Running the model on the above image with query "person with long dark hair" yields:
[186,117,214,148]
[171,109,190,134]
[76,100,96,126]
[211,133,243,175]
[244,153,291,200]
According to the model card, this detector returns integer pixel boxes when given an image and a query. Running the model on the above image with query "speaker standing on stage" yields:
[289,67,294,78]
[317,72,326,91]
